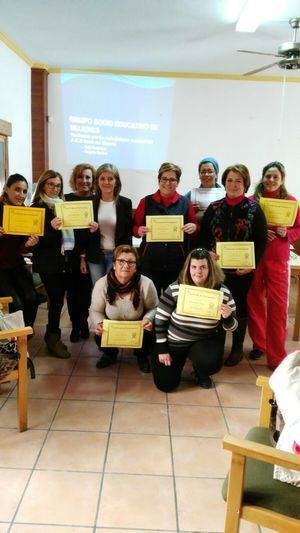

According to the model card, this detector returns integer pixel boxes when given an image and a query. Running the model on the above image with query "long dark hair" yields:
[1,174,28,203]
[254,161,288,199]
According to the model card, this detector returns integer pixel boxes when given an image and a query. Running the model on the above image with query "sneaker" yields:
[196,375,213,389]
[249,348,264,360]
[137,355,151,373]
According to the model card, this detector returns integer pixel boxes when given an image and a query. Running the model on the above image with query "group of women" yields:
[0,157,299,388]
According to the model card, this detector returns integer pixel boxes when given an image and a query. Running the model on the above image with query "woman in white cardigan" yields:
[89,244,158,373]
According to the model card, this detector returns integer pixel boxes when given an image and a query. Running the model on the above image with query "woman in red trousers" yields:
[247,161,300,369]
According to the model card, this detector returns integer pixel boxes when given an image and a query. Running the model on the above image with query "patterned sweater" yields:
[155,280,237,354]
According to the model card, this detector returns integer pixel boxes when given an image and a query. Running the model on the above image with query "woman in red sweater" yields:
[247,161,300,369]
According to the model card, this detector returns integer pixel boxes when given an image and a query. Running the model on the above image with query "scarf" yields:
[106,268,141,309]
[40,193,75,253]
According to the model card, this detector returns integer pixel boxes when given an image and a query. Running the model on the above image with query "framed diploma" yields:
[3,205,45,236]
[101,320,144,349]
[176,284,223,320]
[260,198,299,227]
[146,215,184,242]
[55,200,93,229]
[216,241,255,269]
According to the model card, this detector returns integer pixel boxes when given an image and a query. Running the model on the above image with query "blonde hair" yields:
[179,248,224,289]
[69,163,95,192]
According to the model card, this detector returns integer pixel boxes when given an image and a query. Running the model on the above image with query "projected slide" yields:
[62,73,175,171]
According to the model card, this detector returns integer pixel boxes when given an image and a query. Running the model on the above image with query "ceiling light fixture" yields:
[236,0,285,32]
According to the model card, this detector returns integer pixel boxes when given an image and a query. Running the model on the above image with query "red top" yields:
[133,190,199,237]
[249,192,300,262]
[225,194,245,207]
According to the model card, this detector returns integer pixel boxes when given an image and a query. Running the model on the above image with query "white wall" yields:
[48,73,300,205]
[0,41,32,182]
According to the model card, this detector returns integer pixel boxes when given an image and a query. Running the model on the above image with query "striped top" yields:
[155,281,237,354]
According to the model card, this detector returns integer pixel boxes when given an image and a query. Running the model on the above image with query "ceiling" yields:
[1,0,300,77]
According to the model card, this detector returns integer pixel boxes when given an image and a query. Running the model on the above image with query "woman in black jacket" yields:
[65,163,95,342]
[84,164,132,285]
[32,170,97,358]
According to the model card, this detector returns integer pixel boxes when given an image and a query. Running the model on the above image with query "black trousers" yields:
[140,268,180,297]
[0,264,39,327]
[39,272,68,333]
[224,273,253,319]
[66,257,92,329]
[151,332,225,392]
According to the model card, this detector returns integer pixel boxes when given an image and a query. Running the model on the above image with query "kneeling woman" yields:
[152,248,237,390]
[89,245,158,373]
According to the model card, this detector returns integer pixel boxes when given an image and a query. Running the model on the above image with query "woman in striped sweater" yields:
[152,248,237,390]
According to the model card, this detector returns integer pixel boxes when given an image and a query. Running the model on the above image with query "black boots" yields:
[45,328,70,359]
[224,318,247,367]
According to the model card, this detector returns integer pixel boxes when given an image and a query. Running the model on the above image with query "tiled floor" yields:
[0,279,299,533]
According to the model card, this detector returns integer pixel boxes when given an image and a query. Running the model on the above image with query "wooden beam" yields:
[31,68,48,182]
[0,119,12,136]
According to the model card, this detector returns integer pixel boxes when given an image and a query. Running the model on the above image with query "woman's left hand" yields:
[25,235,39,247]
[220,303,233,319]
[89,221,98,233]
[276,226,287,238]
[51,217,62,230]
[182,222,196,234]
[236,268,252,276]
[142,317,153,331]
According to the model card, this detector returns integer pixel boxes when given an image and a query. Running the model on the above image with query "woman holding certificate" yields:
[89,245,158,373]
[65,163,95,342]
[247,161,300,369]
[32,170,97,358]
[198,164,268,367]
[152,248,237,390]
[85,164,132,285]
[0,174,39,327]
[133,162,198,295]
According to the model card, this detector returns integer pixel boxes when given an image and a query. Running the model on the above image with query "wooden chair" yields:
[0,297,32,431]
[222,376,300,532]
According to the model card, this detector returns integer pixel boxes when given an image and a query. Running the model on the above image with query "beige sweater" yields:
[89,274,158,328]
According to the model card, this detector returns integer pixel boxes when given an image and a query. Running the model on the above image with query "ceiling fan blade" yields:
[243,61,281,76]
[238,49,281,58]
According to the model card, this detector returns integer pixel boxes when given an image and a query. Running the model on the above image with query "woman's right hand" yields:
[159,353,172,366]
[137,226,149,237]
[267,229,276,242]
[51,217,62,230]
[95,322,103,336]
[80,256,88,274]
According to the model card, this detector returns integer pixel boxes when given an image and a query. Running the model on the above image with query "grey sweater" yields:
[89,274,158,328]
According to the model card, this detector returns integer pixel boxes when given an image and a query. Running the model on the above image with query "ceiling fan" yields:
[238,17,300,75]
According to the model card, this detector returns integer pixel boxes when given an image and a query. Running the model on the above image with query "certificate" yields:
[260,197,299,227]
[3,205,45,236]
[101,320,144,349]
[216,241,255,269]
[146,215,183,242]
[55,200,93,229]
[176,284,223,320]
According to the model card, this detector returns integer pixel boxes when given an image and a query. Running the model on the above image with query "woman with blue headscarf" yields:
[186,157,224,221]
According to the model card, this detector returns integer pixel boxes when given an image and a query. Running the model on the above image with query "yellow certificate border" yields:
[55,200,94,229]
[146,215,184,242]
[260,197,299,227]
[3,205,45,236]
[176,284,223,320]
[216,241,255,269]
[101,320,144,349]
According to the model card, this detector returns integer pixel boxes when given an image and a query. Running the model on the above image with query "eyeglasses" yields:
[199,170,215,175]
[45,183,61,189]
[160,177,178,183]
[116,259,137,267]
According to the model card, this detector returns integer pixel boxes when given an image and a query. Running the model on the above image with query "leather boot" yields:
[224,318,247,367]
[45,329,70,359]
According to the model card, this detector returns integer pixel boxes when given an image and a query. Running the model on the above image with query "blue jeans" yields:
[88,251,113,285]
